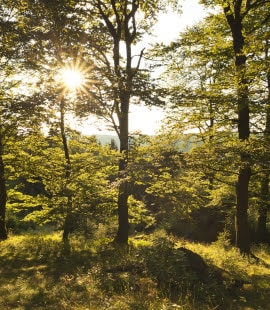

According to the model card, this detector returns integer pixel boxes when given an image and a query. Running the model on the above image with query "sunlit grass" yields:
[0,231,269,309]
[180,239,270,309]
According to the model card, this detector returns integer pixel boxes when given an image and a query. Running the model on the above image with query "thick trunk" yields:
[0,129,7,240]
[114,110,129,244]
[224,2,251,253]
[0,153,7,240]
[115,173,129,243]
[98,0,139,244]
[62,201,74,242]
[257,62,270,242]
[114,7,136,244]
[60,99,73,242]
[235,162,251,252]
[235,91,251,253]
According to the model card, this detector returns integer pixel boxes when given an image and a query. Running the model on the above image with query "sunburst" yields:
[56,59,93,97]
[61,68,84,90]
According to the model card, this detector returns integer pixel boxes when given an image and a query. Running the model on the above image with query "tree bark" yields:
[235,161,251,252]
[257,48,270,243]
[59,99,73,243]
[115,109,129,243]
[257,185,268,242]
[96,0,140,244]
[0,131,7,240]
[223,1,251,253]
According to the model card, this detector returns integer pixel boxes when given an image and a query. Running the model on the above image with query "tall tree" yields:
[0,0,43,239]
[0,131,7,240]
[200,0,270,253]
[224,0,252,254]
[96,0,138,243]
[154,13,239,221]
[79,0,167,243]
[256,38,270,242]
[14,0,95,241]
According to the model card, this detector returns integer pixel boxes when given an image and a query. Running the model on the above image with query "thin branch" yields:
[132,48,145,78]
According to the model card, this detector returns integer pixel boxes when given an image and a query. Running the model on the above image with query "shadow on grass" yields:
[0,236,98,309]
[1,235,270,310]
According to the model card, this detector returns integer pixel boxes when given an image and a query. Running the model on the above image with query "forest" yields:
[0,0,270,309]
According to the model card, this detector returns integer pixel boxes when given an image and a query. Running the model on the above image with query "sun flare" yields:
[60,68,84,90]
[55,59,96,99]
[55,59,93,95]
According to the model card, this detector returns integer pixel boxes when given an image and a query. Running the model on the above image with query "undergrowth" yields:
[0,230,269,309]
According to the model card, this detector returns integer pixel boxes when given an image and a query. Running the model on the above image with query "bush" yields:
[6,212,36,233]
[142,231,191,291]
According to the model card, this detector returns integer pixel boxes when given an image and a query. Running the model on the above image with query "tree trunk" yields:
[235,92,251,252]
[59,99,73,243]
[235,162,251,252]
[97,0,140,244]
[0,148,7,240]
[114,109,129,244]
[115,173,129,243]
[257,180,269,244]
[223,2,251,253]
[0,127,7,240]
[62,203,74,242]
[257,51,270,243]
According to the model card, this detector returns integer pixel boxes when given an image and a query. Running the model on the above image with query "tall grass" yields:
[0,231,269,309]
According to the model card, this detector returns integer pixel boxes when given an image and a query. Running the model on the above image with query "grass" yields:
[180,239,270,309]
[0,231,269,309]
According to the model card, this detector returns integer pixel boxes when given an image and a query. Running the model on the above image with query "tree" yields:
[152,14,240,238]
[127,134,207,234]
[191,0,270,253]
[254,28,270,242]
[10,0,96,241]
[10,0,176,243]
[154,1,269,248]
[0,0,45,239]
[6,129,119,236]
[219,0,269,253]
[78,0,168,243]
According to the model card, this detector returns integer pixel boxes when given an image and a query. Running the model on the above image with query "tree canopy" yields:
[0,0,269,252]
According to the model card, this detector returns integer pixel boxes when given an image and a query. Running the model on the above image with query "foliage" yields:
[153,0,270,249]
[128,195,156,232]
[141,231,190,290]
[5,131,119,233]
[0,0,269,251]
[128,134,210,231]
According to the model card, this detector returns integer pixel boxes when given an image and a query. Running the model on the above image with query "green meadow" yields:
[1,230,269,310]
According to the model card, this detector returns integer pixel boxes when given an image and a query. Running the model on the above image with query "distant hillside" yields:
[94,134,200,152]
[95,134,120,148]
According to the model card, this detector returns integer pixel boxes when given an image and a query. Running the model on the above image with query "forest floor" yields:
[0,230,269,310]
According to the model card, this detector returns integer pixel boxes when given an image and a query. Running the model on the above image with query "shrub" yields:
[142,232,191,291]
[6,212,36,233]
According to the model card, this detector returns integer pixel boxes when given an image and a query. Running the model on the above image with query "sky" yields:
[76,0,207,136]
